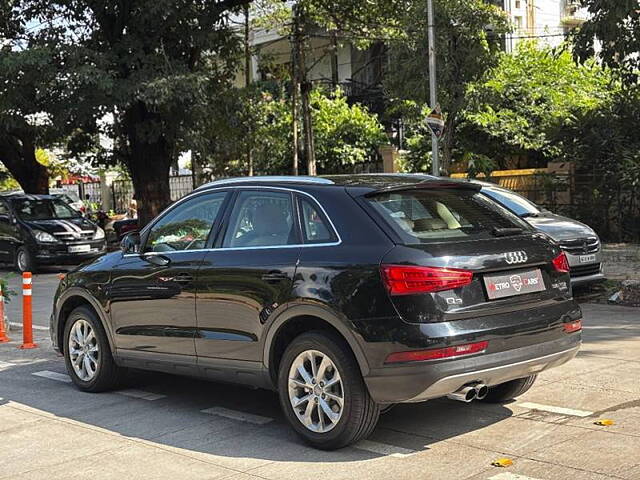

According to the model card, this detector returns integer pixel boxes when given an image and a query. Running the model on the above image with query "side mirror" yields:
[120,231,141,254]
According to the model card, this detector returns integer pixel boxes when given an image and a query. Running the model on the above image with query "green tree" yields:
[201,86,386,175]
[311,89,387,173]
[6,0,246,225]
[462,42,613,167]
[573,1,640,85]
[384,0,510,173]
[0,47,58,193]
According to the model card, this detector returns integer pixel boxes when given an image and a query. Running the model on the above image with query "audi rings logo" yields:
[504,251,528,264]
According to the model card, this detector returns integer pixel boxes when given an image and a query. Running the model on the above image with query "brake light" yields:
[381,265,473,295]
[563,319,582,333]
[552,252,570,273]
[385,341,489,364]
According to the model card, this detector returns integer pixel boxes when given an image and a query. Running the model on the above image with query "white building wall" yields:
[503,0,588,51]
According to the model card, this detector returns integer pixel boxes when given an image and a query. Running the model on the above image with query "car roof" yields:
[196,174,479,193]
[0,192,57,200]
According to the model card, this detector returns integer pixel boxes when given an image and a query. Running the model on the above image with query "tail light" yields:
[563,319,582,333]
[381,265,473,295]
[385,341,489,364]
[552,252,570,273]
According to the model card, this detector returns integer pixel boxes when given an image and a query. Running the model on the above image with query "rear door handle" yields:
[261,271,288,283]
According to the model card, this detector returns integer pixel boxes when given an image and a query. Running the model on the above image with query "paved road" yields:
[1,266,71,330]
[1,303,639,480]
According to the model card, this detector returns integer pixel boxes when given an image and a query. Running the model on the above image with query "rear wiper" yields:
[492,227,524,237]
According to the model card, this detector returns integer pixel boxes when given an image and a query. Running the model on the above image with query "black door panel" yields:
[108,190,229,356]
[109,251,205,355]
[195,247,300,361]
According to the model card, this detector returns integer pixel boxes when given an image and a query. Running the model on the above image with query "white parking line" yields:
[9,322,49,331]
[489,473,543,480]
[354,440,417,458]
[200,406,274,425]
[0,361,16,371]
[32,371,166,401]
[519,402,593,417]
[32,370,72,383]
[118,389,167,401]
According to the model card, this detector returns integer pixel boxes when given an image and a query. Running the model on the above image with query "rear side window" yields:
[299,197,335,244]
[367,189,529,244]
[223,191,296,248]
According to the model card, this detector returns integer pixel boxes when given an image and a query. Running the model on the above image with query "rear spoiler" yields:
[364,180,482,197]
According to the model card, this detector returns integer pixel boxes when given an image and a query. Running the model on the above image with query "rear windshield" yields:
[367,189,530,244]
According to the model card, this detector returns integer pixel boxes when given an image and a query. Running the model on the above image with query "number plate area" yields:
[68,244,91,253]
[483,268,545,300]
[579,254,596,264]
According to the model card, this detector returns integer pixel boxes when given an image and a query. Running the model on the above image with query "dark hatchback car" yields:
[50,175,582,449]
[0,193,107,272]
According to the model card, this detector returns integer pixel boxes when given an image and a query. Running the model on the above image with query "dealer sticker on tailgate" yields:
[483,268,545,300]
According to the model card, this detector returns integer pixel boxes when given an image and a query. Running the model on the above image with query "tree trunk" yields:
[123,103,174,227]
[294,4,316,175]
[0,132,49,194]
[441,110,458,175]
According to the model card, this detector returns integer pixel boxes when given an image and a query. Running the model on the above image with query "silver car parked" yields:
[477,183,605,287]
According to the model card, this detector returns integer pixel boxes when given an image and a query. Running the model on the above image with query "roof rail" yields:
[195,176,335,191]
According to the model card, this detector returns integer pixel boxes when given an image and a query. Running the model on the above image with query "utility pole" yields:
[244,4,254,176]
[427,0,439,176]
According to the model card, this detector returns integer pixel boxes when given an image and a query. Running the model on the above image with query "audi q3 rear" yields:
[289,174,582,448]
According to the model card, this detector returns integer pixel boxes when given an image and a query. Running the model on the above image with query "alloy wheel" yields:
[288,349,344,433]
[68,319,100,381]
[17,250,26,272]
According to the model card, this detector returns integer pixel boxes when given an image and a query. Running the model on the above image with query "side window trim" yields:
[296,194,338,244]
[140,190,231,254]
[131,186,342,254]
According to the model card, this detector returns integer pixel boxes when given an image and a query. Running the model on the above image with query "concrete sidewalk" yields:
[1,303,639,480]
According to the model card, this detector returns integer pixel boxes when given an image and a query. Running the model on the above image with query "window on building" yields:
[514,16,523,29]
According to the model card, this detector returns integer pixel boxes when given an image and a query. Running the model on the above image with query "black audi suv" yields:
[50,175,582,449]
[0,193,107,272]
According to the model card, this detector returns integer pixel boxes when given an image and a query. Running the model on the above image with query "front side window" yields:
[145,192,227,253]
[299,197,334,244]
[223,191,296,248]
[367,189,530,244]
[12,198,79,220]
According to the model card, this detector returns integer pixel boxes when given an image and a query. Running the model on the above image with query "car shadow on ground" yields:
[0,361,515,463]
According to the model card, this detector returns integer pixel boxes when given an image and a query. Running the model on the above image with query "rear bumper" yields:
[364,334,580,404]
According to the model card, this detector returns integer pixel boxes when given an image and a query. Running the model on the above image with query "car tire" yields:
[63,306,125,392]
[278,331,380,450]
[479,375,538,403]
[15,246,36,273]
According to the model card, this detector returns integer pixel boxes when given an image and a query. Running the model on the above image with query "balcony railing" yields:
[562,2,589,24]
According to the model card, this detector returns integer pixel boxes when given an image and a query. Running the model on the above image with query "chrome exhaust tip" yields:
[475,383,489,400]
[447,386,477,403]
